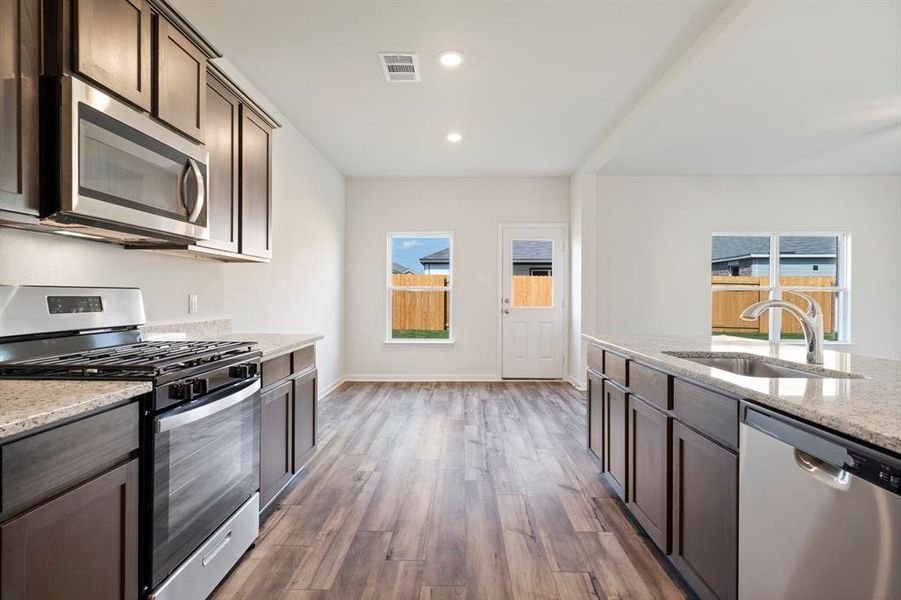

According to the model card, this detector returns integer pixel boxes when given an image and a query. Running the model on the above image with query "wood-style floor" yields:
[213,382,687,600]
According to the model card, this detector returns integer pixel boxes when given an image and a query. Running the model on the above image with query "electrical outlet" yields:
[188,294,199,314]
[475,274,487,285]
[410,347,420,359]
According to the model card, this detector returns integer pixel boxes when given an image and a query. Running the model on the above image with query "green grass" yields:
[392,329,450,340]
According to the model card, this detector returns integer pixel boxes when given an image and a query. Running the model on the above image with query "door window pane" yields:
[511,240,553,308]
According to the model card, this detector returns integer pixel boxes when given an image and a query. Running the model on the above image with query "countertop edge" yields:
[582,334,901,456]
[0,381,152,444]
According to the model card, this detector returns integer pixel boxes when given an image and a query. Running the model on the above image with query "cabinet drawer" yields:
[587,344,604,374]
[261,354,291,387]
[291,345,316,375]
[1,402,139,519]
[629,362,671,410]
[603,351,629,387]
[673,379,739,449]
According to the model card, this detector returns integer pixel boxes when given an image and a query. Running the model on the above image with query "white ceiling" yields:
[601,0,901,175]
[173,0,725,176]
[173,1,901,177]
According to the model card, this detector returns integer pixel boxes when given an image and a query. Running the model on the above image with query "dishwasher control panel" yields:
[846,451,901,494]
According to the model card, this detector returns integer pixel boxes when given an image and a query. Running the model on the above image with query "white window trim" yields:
[386,232,454,344]
[711,232,851,344]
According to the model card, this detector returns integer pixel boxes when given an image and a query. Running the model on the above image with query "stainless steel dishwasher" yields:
[739,404,901,599]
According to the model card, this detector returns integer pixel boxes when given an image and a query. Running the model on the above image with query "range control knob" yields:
[230,364,251,378]
[169,383,191,400]
[191,378,209,396]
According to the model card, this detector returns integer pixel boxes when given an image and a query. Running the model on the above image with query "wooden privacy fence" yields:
[392,274,448,331]
[391,274,554,331]
[512,275,553,308]
[712,276,835,335]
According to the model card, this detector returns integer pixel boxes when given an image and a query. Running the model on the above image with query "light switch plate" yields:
[188,294,199,314]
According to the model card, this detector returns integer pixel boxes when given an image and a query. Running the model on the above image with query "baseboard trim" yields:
[567,375,587,391]
[319,377,347,401]
[343,373,502,383]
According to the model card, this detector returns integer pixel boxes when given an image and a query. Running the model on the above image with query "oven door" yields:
[150,378,260,589]
[55,76,210,243]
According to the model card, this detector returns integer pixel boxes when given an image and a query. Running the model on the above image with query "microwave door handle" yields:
[178,158,206,223]
[186,157,205,223]
[156,379,260,433]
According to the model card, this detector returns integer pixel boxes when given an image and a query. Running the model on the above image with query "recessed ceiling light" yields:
[439,50,464,68]
[446,132,463,143]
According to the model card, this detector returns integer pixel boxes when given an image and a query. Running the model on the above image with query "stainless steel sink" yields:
[663,352,863,379]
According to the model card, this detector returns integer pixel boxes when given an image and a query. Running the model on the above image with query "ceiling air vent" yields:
[379,53,420,83]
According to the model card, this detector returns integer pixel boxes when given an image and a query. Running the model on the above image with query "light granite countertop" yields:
[0,380,151,443]
[583,333,901,455]
[191,333,323,360]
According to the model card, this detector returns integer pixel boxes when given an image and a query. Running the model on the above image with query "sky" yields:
[391,236,450,274]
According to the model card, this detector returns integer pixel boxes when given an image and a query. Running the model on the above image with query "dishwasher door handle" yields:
[794,449,851,490]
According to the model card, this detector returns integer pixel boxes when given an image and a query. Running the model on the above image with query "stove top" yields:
[0,340,257,381]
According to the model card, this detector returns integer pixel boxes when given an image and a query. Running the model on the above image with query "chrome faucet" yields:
[740,291,825,364]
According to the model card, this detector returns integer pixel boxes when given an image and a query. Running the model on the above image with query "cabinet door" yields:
[292,369,317,473]
[198,73,240,253]
[0,0,40,219]
[239,106,273,259]
[587,370,604,464]
[628,395,671,553]
[672,422,737,600]
[604,380,628,501]
[260,381,292,509]
[73,0,152,110]
[1,458,138,600]
[155,17,206,142]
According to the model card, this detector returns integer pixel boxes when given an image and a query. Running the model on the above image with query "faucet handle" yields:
[783,290,822,318]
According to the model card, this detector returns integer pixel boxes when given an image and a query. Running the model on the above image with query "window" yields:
[711,233,849,342]
[387,234,452,341]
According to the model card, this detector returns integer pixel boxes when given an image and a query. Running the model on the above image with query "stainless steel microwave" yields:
[41,77,210,243]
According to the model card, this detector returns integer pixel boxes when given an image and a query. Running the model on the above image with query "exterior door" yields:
[500,225,565,378]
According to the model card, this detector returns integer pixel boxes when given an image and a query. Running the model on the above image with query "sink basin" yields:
[663,352,863,379]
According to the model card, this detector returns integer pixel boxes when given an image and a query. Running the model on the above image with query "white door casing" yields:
[500,225,566,379]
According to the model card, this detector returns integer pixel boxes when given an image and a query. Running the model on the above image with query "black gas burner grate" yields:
[0,340,256,379]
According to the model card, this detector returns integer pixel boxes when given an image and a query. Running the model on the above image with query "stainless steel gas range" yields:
[0,285,260,600]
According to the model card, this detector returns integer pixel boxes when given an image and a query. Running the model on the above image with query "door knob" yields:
[503,308,510,314]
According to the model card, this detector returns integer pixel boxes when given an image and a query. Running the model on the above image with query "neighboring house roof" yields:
[419,240,553,265]
[712,236,837,262]
[392,261,414,274]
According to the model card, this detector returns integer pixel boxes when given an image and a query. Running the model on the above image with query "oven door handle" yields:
[156,379,260,433]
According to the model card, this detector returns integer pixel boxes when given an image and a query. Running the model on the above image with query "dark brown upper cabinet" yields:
[198,71,240,253]
[155,15,206,142]
[0,0,41,222]
[240,106,273,260]
[73,0,153,111]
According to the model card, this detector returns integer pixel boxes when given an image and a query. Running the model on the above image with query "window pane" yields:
[779,290,839,342]
[712,288,768,340]
[711,235,771,285]
[511,240,553,308]
[778,235,838,286]
[391,236,452,284]
[391,289,449,339]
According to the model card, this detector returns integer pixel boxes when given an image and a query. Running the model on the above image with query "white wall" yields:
[345,177,569,379]
[0,62,347,393]
[593,176,901,360]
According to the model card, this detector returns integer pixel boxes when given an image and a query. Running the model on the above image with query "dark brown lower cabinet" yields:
[604,380,628,501]
[292,369,317,473]
[672,422,738,600]
[0,458,139,600]
[587,370,604,463]
[260,380,293,508]
[627,395,671,553]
